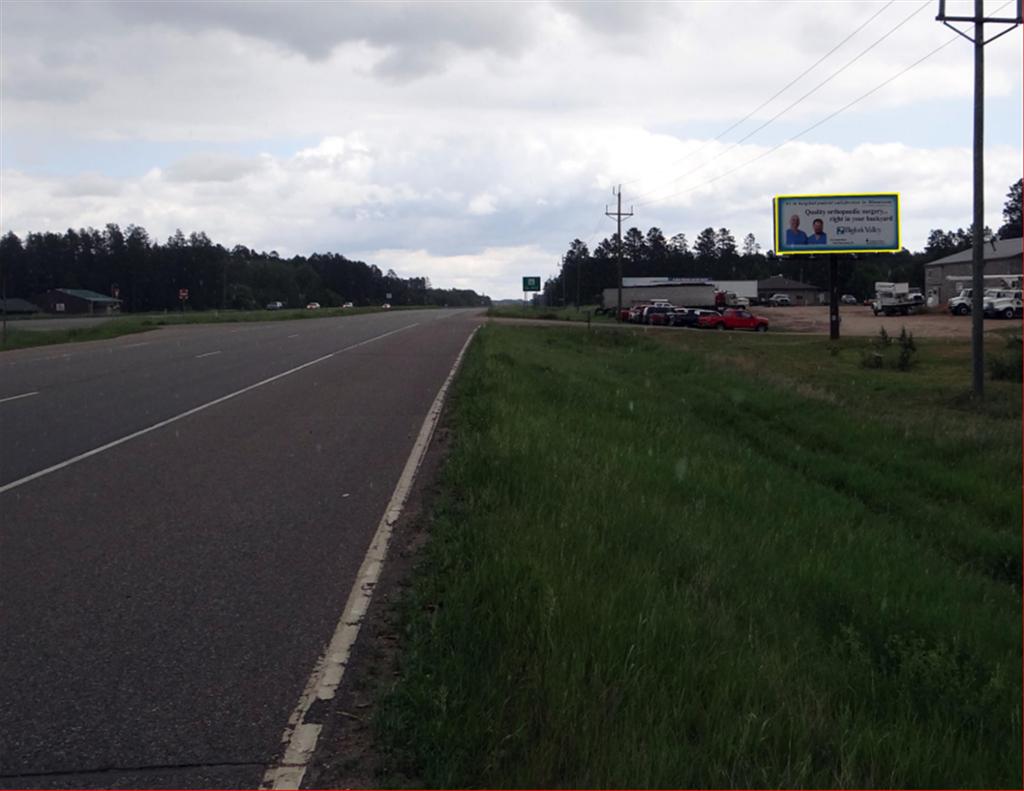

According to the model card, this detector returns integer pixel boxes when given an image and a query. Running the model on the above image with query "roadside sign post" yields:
[179,288,189,314]
[522,276,541,308]
[773,193,901,342]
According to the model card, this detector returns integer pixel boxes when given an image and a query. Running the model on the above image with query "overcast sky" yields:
[2,0,1021,298]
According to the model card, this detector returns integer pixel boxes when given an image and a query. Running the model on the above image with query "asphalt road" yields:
[0,308,482,788]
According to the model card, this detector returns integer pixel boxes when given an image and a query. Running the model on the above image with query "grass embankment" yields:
[0,305,431,351]
[487,304,615,323]
[379,325,1021,788]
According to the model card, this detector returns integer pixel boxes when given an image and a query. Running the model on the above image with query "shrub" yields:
[988,334,1022,381]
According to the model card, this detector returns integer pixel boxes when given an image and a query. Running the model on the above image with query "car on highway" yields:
[382,302,392,309]
[266,301,285,310]
[841,294,858,304]
[767,294,791,307]
[305,302,320,310]
[698,308,769,332]
[342,301,354,308]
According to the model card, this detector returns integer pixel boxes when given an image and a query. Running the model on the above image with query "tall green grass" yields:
[378,326,1021,788]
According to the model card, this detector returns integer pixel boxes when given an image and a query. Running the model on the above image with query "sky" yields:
[1,0,1021,299]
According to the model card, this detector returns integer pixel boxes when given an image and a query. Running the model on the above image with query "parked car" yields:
[668,308,717,328]
[381,302,392,309]
[840,294,858,304]
[266,301,284,310]
[767,294,791,307]
[908,291,925,304]
[643,305,674,325]
[342,302,354,308]
[305,302,320,310]
[698,308,769,332]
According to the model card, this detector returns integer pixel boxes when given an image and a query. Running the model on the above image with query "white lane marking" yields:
[288,334,299,339]
[122,342,150,349]
[195,350,222,359]
[260,325,479,791]
[0,391,39,405]
[0,323,419,496]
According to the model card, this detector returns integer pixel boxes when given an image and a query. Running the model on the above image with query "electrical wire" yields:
[635,34,963,208]
[631,0,932,204]
[618,0,895,191]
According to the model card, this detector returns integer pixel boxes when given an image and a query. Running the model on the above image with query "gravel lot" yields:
[764,304,1017,337]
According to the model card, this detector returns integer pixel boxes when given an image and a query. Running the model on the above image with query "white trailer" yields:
[600,284,717,312]
[872,282,922,316]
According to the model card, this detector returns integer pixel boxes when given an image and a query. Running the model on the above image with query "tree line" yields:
[0,226,491,312]
[544,178,1022,306]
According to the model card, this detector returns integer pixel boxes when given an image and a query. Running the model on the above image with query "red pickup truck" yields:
[698,308,769,332]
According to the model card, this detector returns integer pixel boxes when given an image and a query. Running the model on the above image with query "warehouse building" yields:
[756,276,823,305]
[924,237,1023,303]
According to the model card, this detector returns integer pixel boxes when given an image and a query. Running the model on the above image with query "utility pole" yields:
[605,185,633,319]
[937,0,1021,397]
[561,256,566,306]
[576,250,582,310]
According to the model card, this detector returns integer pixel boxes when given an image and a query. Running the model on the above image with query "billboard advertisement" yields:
[773,193,900,255]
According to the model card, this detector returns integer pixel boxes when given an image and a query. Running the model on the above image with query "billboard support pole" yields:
[829,254,840,341]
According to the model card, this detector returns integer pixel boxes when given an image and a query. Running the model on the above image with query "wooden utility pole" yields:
[937,0,1022,396]
[606,185,633,319]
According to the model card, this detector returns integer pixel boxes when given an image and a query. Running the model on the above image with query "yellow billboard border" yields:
[773,192,901,255]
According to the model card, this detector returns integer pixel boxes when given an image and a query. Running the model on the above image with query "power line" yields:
[636,31,964,209]
[619,0,895,191]
[632,0,932,205]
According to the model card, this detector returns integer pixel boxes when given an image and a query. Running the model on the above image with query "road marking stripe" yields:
[260,325,479,791]
[0,324,419,496]
[0,391,39,405]
[195,350,222,358]
[122,342,150,349]
[288,334,299,339]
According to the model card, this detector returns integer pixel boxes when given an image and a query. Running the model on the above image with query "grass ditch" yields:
[487,304,616,323]
[377,324,1021,788]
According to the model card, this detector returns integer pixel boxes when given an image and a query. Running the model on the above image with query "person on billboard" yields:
[808,218,828,245]
[785,214,807,245]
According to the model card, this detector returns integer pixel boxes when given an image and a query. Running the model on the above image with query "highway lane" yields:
[0,309,469,486]
[0,309,482,788]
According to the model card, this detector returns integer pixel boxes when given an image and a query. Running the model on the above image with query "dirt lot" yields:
[764,304,1017,337]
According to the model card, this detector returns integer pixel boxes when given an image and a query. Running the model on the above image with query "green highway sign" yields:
[522,276,541,292]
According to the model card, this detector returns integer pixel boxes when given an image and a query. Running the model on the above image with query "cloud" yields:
[3,130,1020,298]
[164,153,267,183]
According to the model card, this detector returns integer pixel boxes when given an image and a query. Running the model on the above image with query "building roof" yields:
[55,288,122,303]
[924,236,1022,267]
[757,276,820,291]
[622,277,711,286]
[0,298,41,313]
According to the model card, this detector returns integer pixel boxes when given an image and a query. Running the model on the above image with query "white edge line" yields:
[0,391,39,405]
[260,324,479,791]
[0,324,419,496]
[195,350,223,358]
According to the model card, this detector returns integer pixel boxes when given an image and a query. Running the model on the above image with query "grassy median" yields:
[378,325,1021,788]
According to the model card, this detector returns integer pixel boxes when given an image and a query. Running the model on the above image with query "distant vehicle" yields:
[305,302,320,310]
[266,301,284,310]
[381,303,392,309]
[768,294,791,307]
[872,282,921,316]
[698,308,769,332]
[983,289,1023,319]
[668,308,717,328]
[342,302,354,308]
[948,288,972,315]
[841,294,858,305]
[908,291,925,304]
[642,305,674,324]
[715,291,749,309]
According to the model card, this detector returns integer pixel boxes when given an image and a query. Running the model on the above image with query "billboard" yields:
[773,193,900,255]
